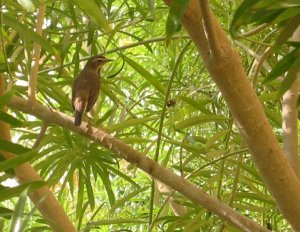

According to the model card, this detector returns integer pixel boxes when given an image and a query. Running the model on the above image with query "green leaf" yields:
[8,188,28,232]
[123,56,166,95]
[165,0,190,45]
[0,91,15,109]
[0,62,18,72]
[278,56,300,97]
[254,0,282,9]
[101,163,140,188]
[178,96,211,114]
[175,115,228,130]
[3,15,56,54]
[250,9,283,25]
[265,1,300,10]
[230,0,259,36]
[264,108,282,128]
[0,150,37,172]
[108,116,160,132]
[205,129,230,150]
[109,186,148,214]
[0,181,45,202]
[0,111,23,127]
[73,0,110,31]
[76,168,84,219]
[94,164,115,206]
[264,49,298,83]
[83,162,95,210]
[258,92,277,102]
[0,140,31,155]
[96,108,115,124]
[287,41,300,49]
[273,8,300,24]
[17,0,36,12]
[121,137,152,144]
[0,206,14,219]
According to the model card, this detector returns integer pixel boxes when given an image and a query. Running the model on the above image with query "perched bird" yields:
[72,55,112,126]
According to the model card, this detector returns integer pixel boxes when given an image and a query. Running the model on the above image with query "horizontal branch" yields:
[8,96,269,232]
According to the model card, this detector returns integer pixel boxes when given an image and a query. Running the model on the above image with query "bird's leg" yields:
[85,114,94,128]
[84,115,94,134]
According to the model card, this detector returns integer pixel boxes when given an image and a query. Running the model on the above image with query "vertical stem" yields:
[28,3,46,103]
[148,41,191,231]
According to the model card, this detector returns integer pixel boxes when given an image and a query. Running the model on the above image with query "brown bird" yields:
[72,55,112,126]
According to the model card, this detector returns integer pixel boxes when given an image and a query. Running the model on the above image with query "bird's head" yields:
[85,55,113,71]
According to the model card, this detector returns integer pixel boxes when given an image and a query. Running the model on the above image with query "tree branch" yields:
[282,26,300,179]
[198,0,220,58]
[164,0,300,230]
[28,3,46,103]
[32,122,48,149]
[8,96,270,232]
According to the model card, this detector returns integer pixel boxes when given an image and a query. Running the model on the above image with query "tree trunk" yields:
[163,0,300,230]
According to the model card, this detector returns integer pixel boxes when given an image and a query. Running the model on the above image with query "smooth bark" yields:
[282,26,300,179]
[8,96,269,232]
[164,0,300,230]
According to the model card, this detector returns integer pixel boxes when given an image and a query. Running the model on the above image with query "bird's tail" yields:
[75,111,83,126]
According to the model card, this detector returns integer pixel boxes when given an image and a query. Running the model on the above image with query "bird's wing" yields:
[72,71,90,112]
[86,73,100,112]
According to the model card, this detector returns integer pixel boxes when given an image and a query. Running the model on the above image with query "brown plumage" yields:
[72,55,112,126]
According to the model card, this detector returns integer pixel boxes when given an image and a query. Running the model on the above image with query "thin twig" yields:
[28,3,46,103]
[38,35,190,75]
[32,122,48,149]
[199,0,220,58]
[148,41,192,230]
[251,46,272,87]
[239,23,271,37]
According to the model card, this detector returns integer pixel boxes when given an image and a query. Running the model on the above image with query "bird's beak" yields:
[104,58,113,63]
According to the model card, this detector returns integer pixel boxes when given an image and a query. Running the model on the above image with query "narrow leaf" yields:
[230,0,259,36]
[0,150,37,172]
[0,111,23,127]
[3,15,56,54]
[178,96,211,113]
[264,49,297,83]
[123,56,166,95]
[273,8,300,24]
[175,115,228,130]
[0,140,31,154]
[206,129,230,150]
[73,0,110,31]
[0,181,45,202]
[278,55,300,97]
[0,207,14,219]
[109,186,148,214]
[108,116,160,132]
[94,164,115,206]
[8,188,28,232]
[76,168,84,219]
[0,91,15,109]
[264,108,282,128]
[165,0,190,45]
[0,62,18,72]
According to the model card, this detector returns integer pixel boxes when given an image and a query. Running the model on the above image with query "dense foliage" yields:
[0,0,299,231]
